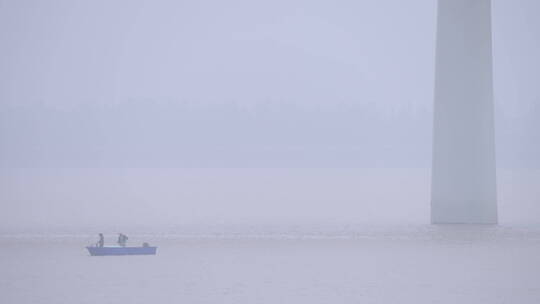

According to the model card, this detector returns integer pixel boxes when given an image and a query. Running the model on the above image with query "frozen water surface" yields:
[2,225,540,304]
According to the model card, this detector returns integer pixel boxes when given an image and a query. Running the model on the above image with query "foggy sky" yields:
[0,0,539,168]
[1,0,539,232]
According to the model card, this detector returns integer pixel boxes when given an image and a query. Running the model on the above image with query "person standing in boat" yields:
[97,233,104,247]
[117,233,128,247]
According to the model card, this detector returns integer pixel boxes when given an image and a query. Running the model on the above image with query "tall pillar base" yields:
[431,0,498,224]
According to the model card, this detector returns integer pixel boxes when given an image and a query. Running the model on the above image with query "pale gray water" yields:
[2,226,540,304]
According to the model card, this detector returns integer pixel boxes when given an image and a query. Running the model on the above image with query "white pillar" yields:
[431,0,497,224]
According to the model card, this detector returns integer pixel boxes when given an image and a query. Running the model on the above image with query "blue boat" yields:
[86,245,157,256]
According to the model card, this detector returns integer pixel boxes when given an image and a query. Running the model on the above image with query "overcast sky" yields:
[1,0,539,168]
[0,0,539,232]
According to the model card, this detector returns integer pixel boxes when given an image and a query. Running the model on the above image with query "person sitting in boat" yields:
[117,233,128,247]
[97,233,104,247]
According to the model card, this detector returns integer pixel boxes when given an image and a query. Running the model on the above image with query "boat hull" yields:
[86,246,157,256]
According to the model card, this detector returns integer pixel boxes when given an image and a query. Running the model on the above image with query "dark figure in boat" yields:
[96,233,104,247]
[117,233,128,247]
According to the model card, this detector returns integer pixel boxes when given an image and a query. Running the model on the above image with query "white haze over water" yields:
[1,168,540,235]
[0,0,539,233]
